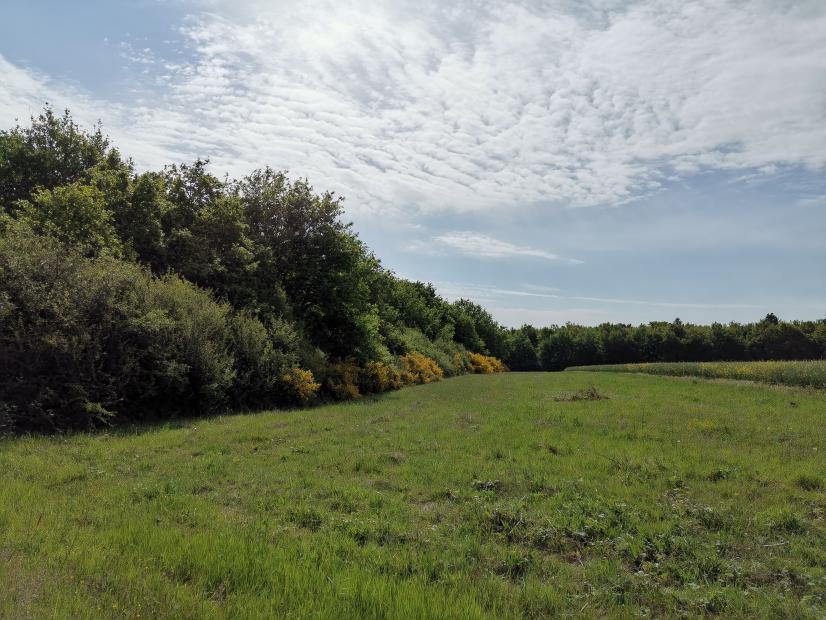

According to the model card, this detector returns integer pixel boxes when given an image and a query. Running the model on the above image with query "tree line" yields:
[503,315,826,372]
[0,109,822,432]
[0,109,507,432]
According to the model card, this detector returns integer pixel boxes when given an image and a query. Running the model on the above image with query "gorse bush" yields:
[398,353,444,385]
[324,359,363,400]
[358,361,404,394]
[453,351,473,375]
[279,368,321,405]
[229,314,301,408]
[468,353,508,374]
[396,327,461,377]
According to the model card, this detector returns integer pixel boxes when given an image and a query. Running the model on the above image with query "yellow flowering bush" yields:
[359,361,404,394]
[398,353,444,385]
[280,367,320,404]
[325,359,362,400]
[467,353,508,374]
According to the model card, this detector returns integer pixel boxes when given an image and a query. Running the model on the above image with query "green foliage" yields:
[0,107,121,207]
[3,228,244,428]
[232,168,381,359]
[15,181,123,256]
[167,193,258,306]
[534,317,825,372]
[141,274,236,414]
[229,314,300,407]
[116,172,169,269]
[396,327,469,376]
[453,298,507,358]
[505,330,540,371]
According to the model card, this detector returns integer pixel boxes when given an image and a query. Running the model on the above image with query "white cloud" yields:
[433,281,759,309]
[418,231,583,263]
[429,281,564,301]
[2,0,826,216]
[0,56,190,169]
[565,295,758,310]
[798,194,826,208]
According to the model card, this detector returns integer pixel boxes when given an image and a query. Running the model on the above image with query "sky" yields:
[1,0,825,327]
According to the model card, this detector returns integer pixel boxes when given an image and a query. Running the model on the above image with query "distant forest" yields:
[1,110,824,432]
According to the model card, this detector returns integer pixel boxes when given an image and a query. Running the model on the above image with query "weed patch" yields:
[553,386,608,402]
[794,474,823,491]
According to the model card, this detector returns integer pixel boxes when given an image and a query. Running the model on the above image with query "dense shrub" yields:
[359,361,403,394]
[0,225,236,431]
[324,359,362,400]
[0,107,119,206]
[453,351,473,375]
[397,327,470,376]
[229,314,301,407]
[14,181,124,257]
[468,353,508,374]
[279,368,321,405]
[398,353,444,385]
[505,331,540,371]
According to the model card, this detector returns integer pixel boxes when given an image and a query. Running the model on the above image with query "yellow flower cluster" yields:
[399,352,445,384]
[467,353,508,374]
[280,367,321,404]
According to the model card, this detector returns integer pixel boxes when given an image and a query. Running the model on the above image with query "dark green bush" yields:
[0,224,236,431]
[229,314,302,407]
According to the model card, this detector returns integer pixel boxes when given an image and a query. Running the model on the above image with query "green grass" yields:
[1,372,825,618]
[567,360,826,389]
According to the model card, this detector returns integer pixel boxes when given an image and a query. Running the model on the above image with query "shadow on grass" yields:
[0,381,428,441]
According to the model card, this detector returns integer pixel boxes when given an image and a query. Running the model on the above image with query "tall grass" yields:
[2,373,825,617]
[567,360,826,388]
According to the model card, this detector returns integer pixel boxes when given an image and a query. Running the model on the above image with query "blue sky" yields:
[2,0,825,327]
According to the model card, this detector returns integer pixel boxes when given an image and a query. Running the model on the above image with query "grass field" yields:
[567,360,826,389]
[1,372,825,618]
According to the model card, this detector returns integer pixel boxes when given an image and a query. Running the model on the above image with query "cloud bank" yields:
[2,0,826,217]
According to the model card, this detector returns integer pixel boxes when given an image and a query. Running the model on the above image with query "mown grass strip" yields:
[566,360,826,389]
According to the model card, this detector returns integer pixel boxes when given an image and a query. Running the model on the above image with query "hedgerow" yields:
[0,110,509,432]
